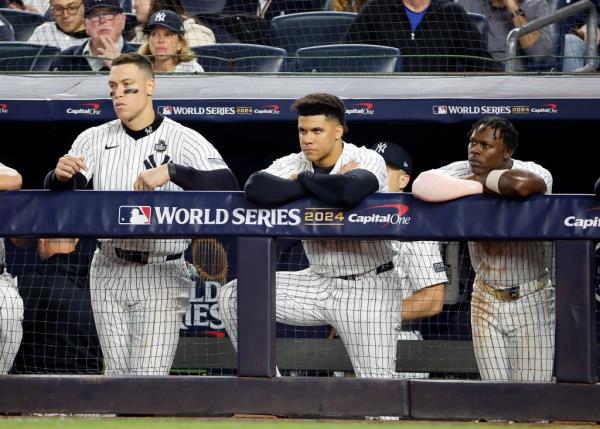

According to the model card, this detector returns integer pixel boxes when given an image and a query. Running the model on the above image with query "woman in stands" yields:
[138,10,203,73]
[324,0,368,12]
[131,0,215,47]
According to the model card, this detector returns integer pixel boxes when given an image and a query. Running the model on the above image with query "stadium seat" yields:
[0,8,46,42]
[0,14,14,42]
[0,42,60,71]
[128,42,141,52]
[295,44,401,72]
[466,12,490,51]
[123,12,138,40]
[192,43,287,72]
[181,0,226,16]
[270,11,357,54]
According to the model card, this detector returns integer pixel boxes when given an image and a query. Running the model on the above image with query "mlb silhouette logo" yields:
[432,105,448,115]
[119,206,151,225]
[157,106,173,115]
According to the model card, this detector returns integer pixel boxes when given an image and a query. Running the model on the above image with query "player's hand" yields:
[96,35,120,68]
[134,164,170,191]
[340,161,360,174]
[289,172,299,181]
[466,174,495,193]
[55,154,87,182]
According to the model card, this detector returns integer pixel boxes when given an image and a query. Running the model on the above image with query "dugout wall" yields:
[0,191,598,420]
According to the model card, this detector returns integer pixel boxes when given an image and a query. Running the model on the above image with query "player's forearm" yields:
[297,169,378,207]
[168,164,240,191]
[0,167,22,190]
[244,171,308,206]
[494,169,547,198]
[43,170,87,190]
[401,284,445,321]
[412,170,483,202]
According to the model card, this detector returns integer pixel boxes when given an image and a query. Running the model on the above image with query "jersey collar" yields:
[122,113,164,140]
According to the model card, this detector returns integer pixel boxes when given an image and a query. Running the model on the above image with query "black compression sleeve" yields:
[168,164,240,191]
[244,171,308,206]
[43,170,87,190]
[297,169,379,206]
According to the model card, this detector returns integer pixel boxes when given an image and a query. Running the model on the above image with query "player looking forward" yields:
[45,53,239,375]
[412,116,554,382]
[219,92,403,379]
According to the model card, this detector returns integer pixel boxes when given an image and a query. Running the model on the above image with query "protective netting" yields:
[3,236,556,381]
[0,0,597,73]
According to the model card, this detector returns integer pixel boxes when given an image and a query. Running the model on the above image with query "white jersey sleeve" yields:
[67,128,96,183]
[394,241,448,299]
[179,127,228,172]
[435,161,472,179]
[356,146,388,192]
[263,153,304,178]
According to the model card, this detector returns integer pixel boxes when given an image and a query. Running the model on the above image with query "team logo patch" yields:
[433,262,446,273]
[119,206,151,225]
[155,140,167,152]
[0,103,8,114]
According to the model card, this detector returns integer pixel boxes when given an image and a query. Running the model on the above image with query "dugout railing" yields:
[0,190,598,420]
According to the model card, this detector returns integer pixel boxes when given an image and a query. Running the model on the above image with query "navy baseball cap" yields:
[84,0,122,17]
[145,10,185,34]
[371,141,413,175]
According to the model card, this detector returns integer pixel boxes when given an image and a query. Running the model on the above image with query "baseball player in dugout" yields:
[44,53,239,376]
[371,141,447,379]
[219,93,403,380]
[0,162,24,374]
[412,116,554,382]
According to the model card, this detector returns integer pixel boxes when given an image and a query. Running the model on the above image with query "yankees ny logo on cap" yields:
[375,142,387,153]
[154,12,166,22]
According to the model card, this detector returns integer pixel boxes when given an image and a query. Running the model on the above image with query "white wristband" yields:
[485,169,509,194]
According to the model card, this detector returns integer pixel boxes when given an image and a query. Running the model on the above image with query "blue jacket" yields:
[50,39,137,72]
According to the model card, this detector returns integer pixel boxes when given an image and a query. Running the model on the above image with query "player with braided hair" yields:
[413,116,554,382]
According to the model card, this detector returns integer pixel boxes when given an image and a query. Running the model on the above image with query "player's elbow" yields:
[411,171,437,201]
[511,177,546,198]
[1,170,22,190]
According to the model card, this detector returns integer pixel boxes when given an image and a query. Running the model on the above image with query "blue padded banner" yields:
[1,191,600,239]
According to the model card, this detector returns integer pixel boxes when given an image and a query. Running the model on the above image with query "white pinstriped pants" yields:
[471,278,555,382]
[219,268,402,379]
[90,252,191,376]
[0,273,23,374]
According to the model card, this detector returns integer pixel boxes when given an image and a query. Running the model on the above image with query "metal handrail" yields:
[506,0,598,72]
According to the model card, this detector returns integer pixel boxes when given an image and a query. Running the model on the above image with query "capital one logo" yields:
[119,206,151,225]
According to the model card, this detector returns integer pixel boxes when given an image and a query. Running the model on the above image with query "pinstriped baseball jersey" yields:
[435,159,553,288]
[392,241,448,299]
[68,116,228,255]
[264,142,395,277]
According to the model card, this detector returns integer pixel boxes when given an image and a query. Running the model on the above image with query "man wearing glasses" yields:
[50,0,137,72]
[28,0,87,50]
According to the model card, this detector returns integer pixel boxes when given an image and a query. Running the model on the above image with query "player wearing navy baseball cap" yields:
[371,141,413,192]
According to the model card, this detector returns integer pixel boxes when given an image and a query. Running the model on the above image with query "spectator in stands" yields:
[28,0,88,51]
[412,116,555,382]
[50,0,137,72]
[6,0,39,12]
[220,93,403,382]
[562,0,600,73]
[12,238,103,374]
[130,0,215,47]
[371,141,447,379]
[457,0,555,71]
[0,162,23,375]
[343,0,497,72]
[138,10,203,73]
[324,0,368,12]
[224,0,317,21]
